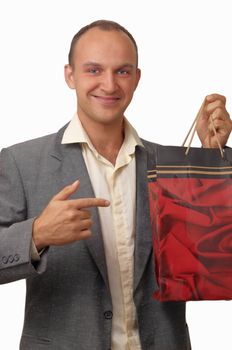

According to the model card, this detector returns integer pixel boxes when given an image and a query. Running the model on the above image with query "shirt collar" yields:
[62,113,90,145]
[61,113,144,156]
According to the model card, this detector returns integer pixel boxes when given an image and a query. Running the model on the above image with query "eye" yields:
[89,68,100,74]
[117,69,129,75]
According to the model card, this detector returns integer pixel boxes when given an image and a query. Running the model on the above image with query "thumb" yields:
[53,180,80,201]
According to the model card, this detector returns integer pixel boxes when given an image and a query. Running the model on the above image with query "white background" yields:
[0,0,232,349]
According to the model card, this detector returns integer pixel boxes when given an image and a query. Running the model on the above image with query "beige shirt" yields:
[62,114,143,349]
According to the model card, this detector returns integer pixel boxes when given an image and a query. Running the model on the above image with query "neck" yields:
[79,116,125,165]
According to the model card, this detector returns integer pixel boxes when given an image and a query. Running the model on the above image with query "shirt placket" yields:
[108,167,139,349]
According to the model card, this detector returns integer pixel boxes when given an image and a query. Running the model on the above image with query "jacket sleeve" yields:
[0,148,48,284]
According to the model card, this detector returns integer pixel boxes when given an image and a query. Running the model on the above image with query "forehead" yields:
[73,28,137,66]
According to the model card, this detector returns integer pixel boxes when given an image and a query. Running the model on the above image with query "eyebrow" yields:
[82,62,101,67]
[82,62,135,69]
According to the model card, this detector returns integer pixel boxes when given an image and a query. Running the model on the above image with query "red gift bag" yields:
[148,145,232,301]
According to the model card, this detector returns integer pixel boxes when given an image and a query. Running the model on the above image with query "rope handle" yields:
[182,102,224,158]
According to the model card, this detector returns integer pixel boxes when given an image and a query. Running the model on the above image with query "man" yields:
[0,20,231,350]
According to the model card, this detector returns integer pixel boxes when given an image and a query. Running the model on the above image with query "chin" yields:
[94,115,123,125]
[92,110,123,122]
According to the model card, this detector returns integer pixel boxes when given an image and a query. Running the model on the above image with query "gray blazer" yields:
[0,125,191,350]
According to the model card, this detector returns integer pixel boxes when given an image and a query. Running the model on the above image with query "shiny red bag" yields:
[148,145,232,301]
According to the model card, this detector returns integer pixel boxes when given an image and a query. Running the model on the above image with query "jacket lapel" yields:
[133,143,154,292]
[49,126,109,289]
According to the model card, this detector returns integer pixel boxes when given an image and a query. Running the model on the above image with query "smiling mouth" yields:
[92,95,120,105]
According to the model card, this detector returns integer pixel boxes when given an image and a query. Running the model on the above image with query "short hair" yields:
[68,19,138,67]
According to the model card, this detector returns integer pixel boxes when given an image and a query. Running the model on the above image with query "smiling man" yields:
[63,26,141,166]
[0,20,231,350]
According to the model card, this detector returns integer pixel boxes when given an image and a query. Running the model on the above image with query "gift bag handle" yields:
[182,102,224,157]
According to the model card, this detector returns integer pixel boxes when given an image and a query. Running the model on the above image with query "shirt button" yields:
[104,311,113,320]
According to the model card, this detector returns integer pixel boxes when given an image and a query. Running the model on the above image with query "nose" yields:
[100,71,117,94]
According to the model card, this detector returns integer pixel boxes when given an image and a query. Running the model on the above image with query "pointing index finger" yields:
[72,197,110,209]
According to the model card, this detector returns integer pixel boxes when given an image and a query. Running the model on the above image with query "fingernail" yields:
[73,180,80,186]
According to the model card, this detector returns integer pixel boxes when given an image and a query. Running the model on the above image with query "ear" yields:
[64,64,76,89]
[134,68,141,91]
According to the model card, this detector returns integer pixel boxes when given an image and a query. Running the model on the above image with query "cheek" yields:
[123,83,136,99]
[76,78,99,94]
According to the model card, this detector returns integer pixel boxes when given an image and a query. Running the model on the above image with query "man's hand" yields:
[196,94,232,148]
[33,180,110,251]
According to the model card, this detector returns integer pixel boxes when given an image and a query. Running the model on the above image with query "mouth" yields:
[92,95,121,106]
